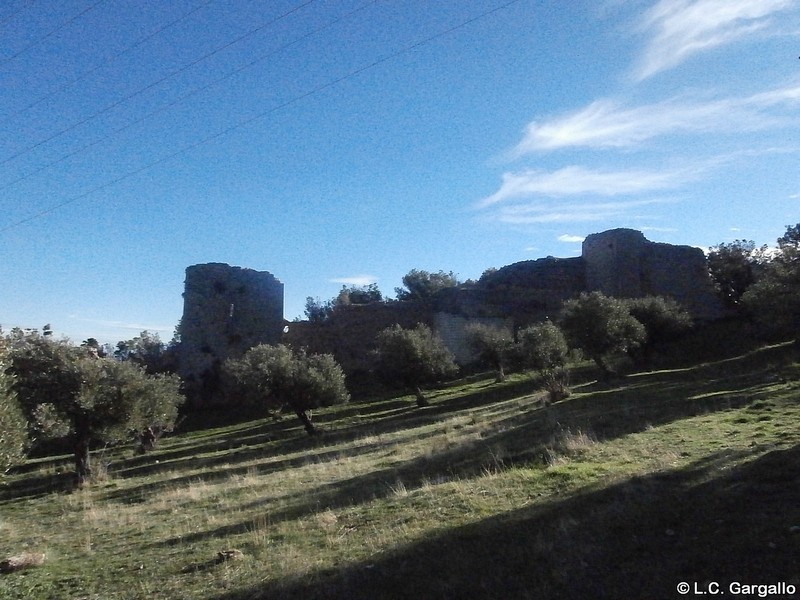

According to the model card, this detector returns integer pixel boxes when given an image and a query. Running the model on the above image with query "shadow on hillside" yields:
[210,443,800,600]
[107,344,794,510]
[100,380,539,500]
[147,356,795,550]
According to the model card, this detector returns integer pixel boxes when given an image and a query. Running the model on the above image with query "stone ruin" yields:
[178,229,723,405]
[178,263,284,406]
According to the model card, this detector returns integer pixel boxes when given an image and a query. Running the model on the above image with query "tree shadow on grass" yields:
[210,444,800,600]
[109,344,794,512]
[146,376,788,553]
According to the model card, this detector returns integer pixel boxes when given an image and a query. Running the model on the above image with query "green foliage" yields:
[304,296,336,323]
[375,324,458,404]
[304,285,384,323]
[518,321,571,402]
[625,296,693,342]
[7,331,183,482]
[743,223,800,340]
[395,269,460,302]
[336,283,383,305]
[0,335,27,475]
[114,330,175,374]
[518,321,569,372]
[224,344,349,435]
[464,322,515,382]
[559,292,646,376]
[625,296,693,364]
[707,239,769,309]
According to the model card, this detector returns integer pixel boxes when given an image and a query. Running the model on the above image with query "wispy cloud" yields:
[558,234,586,243]
[634,0,795,80]
[329,275,377,286]
[512,84,800,153]
[478,165,690,207]
[491,198,675,225]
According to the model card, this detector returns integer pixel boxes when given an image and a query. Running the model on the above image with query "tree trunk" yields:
[414,387,429,407]
[495,363,506,383]
[593,355,615,380]
[295,410,317,436]
[74,434,91,486]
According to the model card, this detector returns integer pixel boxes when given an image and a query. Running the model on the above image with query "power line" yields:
[0,0,317,168]
[0,0,380,195]
[0,0,109,66]
[0,0,218,127]
[0,0,37,29]
[0,0,523,234]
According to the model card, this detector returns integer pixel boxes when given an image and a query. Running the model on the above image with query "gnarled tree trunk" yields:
[414,386,429,407]
[73,415,92,486]
[295,409,317,436]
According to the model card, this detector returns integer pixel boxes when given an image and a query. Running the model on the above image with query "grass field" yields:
[1,341,799,599]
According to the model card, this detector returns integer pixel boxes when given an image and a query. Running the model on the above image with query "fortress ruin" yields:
[178,263,284,406]
[179,229,723,405]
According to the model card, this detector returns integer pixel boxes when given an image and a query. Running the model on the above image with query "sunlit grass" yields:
[0,343,798,598]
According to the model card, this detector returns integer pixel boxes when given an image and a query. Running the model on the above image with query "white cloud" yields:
[329,275,377,286]
[512,84,800,153]
[634,0,795,80]
[478,165,688,207]
[640,226,678,233]
[491,198,675,225]
[558,234,586,243]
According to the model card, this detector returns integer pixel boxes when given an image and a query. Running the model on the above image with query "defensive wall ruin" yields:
[178,263,284,406]
[179,229,723,405]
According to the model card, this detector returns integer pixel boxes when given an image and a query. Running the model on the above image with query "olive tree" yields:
[395,269,460,302]
[743,223,800,342]
[559,292,646,378]
[114,330,178,374]
[518,321,570,402]
[624,296,693,365]
[8,332,183,484]
[224,344,349,436]
[464,322,515,382]
[0,334,27,476]
[375,324,458,406]
[707,240,769,310]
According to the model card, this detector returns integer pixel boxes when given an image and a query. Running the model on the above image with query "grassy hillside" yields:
[1,342,799,599]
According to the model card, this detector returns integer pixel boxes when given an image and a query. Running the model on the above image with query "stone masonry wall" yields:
[178,229,724,399]
[583,229,722,320]
[285,301,430,376]
[179,263,284,407]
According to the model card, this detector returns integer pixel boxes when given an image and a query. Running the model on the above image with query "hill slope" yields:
[1,343,799,599]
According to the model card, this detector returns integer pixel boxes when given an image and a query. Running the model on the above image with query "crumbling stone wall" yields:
[478,257,587,326]
[178,263,284,407]
[583,229,722,320]
[177,230,723,396]
[285,301,430,376]
[433,312,512,364]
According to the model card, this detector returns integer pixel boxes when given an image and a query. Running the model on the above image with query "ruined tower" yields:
[178,263,284,406]
[583,229,722,321]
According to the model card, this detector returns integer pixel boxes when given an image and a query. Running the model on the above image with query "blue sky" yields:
[1,0,798,344]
